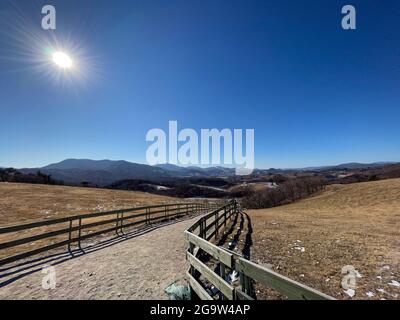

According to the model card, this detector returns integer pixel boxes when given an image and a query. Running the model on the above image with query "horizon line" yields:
[1,158,398,172]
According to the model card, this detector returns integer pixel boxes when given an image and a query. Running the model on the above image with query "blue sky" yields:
[0,0,399,169]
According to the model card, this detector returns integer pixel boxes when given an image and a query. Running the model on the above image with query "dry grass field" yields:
[248,179,400,300]
[0,182,177,226]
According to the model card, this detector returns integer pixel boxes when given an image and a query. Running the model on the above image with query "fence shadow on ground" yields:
[215,209,253,259]
[204,208,254,286]
[241,211,253,259]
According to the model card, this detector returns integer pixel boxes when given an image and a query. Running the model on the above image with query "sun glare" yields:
[52,51,73,69]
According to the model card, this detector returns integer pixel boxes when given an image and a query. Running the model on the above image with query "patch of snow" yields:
[228,271,239,284]
[388,280,400,287]
[156,185,170,190]
[344,289,355,297]
[366,291,375,298]
[294,246,305,252]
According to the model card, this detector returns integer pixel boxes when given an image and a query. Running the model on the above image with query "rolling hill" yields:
[0,182,176,225]
[249,178,400,300]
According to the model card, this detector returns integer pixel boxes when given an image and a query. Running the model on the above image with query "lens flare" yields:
[1,2,102,89]
[52,51,72,69]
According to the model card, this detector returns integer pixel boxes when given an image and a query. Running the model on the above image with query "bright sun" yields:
[52,51,73,69]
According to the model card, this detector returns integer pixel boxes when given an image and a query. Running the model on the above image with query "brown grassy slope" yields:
[0,182,177,226]
[248,179,400,300]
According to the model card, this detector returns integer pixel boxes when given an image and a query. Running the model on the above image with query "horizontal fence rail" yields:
[185,200,335,300]
[0,201,220,266]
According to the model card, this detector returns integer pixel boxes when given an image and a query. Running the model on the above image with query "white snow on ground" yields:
[344,289,355,297]
[292,240,305,252]
[155,185,170,191]
[228,271,239,284]
[388,280,400,287]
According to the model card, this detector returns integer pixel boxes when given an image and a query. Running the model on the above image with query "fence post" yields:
[188,242,195,275]
[215,211,218,238]
[203,219,207,238]
[224,207,227,226]
[78,218,82,250]
[115,212,119,235]
[67,219,73,252]
[220,263,226,281]
[240,272,246,294]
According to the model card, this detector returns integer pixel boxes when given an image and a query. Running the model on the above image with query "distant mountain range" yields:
[20,159,169,186]
[14,159,398,186]
[18,159,239,186]
[298,162,397,171]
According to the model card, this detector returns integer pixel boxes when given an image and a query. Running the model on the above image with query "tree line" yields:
[0,168,59,185]
[241,177,325,209]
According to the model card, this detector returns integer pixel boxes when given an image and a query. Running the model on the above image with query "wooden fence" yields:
[185,200,335,300]
[0,201,218,266]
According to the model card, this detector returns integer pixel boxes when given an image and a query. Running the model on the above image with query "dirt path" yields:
[0,215,200,300]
